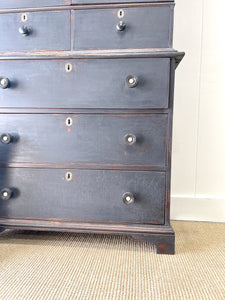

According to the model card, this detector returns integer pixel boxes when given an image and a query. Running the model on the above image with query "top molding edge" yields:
[0,49,185,66]
[0,1,174,11]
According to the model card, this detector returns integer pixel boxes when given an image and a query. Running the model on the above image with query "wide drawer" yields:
[0,114,167,168]
[72,5,173,50]
[0,58,170,109]
[0,168,165,224]
[0,11,71,52]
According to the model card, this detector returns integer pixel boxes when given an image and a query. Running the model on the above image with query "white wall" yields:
[171,0,225,222]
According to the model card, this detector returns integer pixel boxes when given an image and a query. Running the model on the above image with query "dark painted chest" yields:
[0,0,184,254]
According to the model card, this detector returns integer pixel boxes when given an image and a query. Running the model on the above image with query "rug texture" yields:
[0,221,224,300]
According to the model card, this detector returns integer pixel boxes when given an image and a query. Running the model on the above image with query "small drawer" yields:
[0,168,165,224]
[0,0,71,9]
[0,114,168,168]
[72,5,173,50]
[0,11,71,52]
[0,58,170,109]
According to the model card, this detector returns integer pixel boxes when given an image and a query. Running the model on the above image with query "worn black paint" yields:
[0,168,165,224]
[0,11,71,52]
[0,58,170,109]
[0,0,174,10]
[0,0,71,9]
[73,0,173,3]
[0,114,167,167]
[73,5,172,50]
[0,0,184,254]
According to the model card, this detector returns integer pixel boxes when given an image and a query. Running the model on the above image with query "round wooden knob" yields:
[0,133,12,144]
[126,75,138,88]
[116,21,126,31]
[123,192,134,205]
[0,188,13,200]
[19,26,30,36]
[124,133,136,146]
[0,77,10,89]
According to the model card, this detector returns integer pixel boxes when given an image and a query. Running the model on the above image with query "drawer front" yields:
[0,0,71,9]
[0,168,165,224]
[0,58,170,109]
[0,11,71,52]
[73,0,172,2]
[0,114,167,168]
[73,5,173,50]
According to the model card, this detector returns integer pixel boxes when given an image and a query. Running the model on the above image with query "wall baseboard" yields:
[171,195,225,222]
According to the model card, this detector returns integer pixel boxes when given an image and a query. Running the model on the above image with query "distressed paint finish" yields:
[0,0,71,9]
[0,0,184,254]
[0,11,71,52]
[133,233,175,254]
[0,50,185,62]
[0,114,167,168]
[0,58,170,109]
[73,5,173,50]
[73,0,174,3]
[0,0,173,9]
[0,168,165,224]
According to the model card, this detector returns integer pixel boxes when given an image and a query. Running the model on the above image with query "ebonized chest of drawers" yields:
[0,0,184,254]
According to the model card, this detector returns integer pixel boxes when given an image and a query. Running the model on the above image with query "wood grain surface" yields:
[0,10,70,52]
[0,58,170,109]
[0,168,166,224]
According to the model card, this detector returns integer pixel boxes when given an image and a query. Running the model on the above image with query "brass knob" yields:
[0,188,13,200]
[0,77,10,89]
[124,133,136,146]
[116,21,126,31]
[0,133,12,144]
[126,75,138,88]
[123,192,134,205]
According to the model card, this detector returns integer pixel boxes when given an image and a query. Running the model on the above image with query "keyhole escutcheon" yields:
[65,63,72,72]
[21,13,28,22]
[66,117,73,127]
[117,9,125,19]
[65,172,73,182]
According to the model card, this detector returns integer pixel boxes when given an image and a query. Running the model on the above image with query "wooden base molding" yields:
[0,218,175,254]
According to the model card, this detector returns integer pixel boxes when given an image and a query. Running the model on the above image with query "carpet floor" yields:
[0,221,224,300]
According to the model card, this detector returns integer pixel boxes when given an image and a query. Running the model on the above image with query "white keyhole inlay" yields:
[117,9,125,19]
[65,172,73,181]
[21,13,28,22]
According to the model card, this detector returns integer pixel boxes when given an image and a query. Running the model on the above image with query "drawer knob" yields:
[123,192,134,205]
[19,26,30,36]
[0,133,12,144]
[0,188,13,201]
[0,77,10,89]
[116,21,126,31]
[124,133,136,146]
[126,75,138,88]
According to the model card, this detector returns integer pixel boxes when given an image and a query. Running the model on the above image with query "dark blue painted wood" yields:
[0,114,167,167]
[0,58,170,109]
[0,0,71,9]
[0,168,165,224]
[73,0,173,2]
[0,0,183,254]
[0,11,71,52]
[73,5,173,50]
